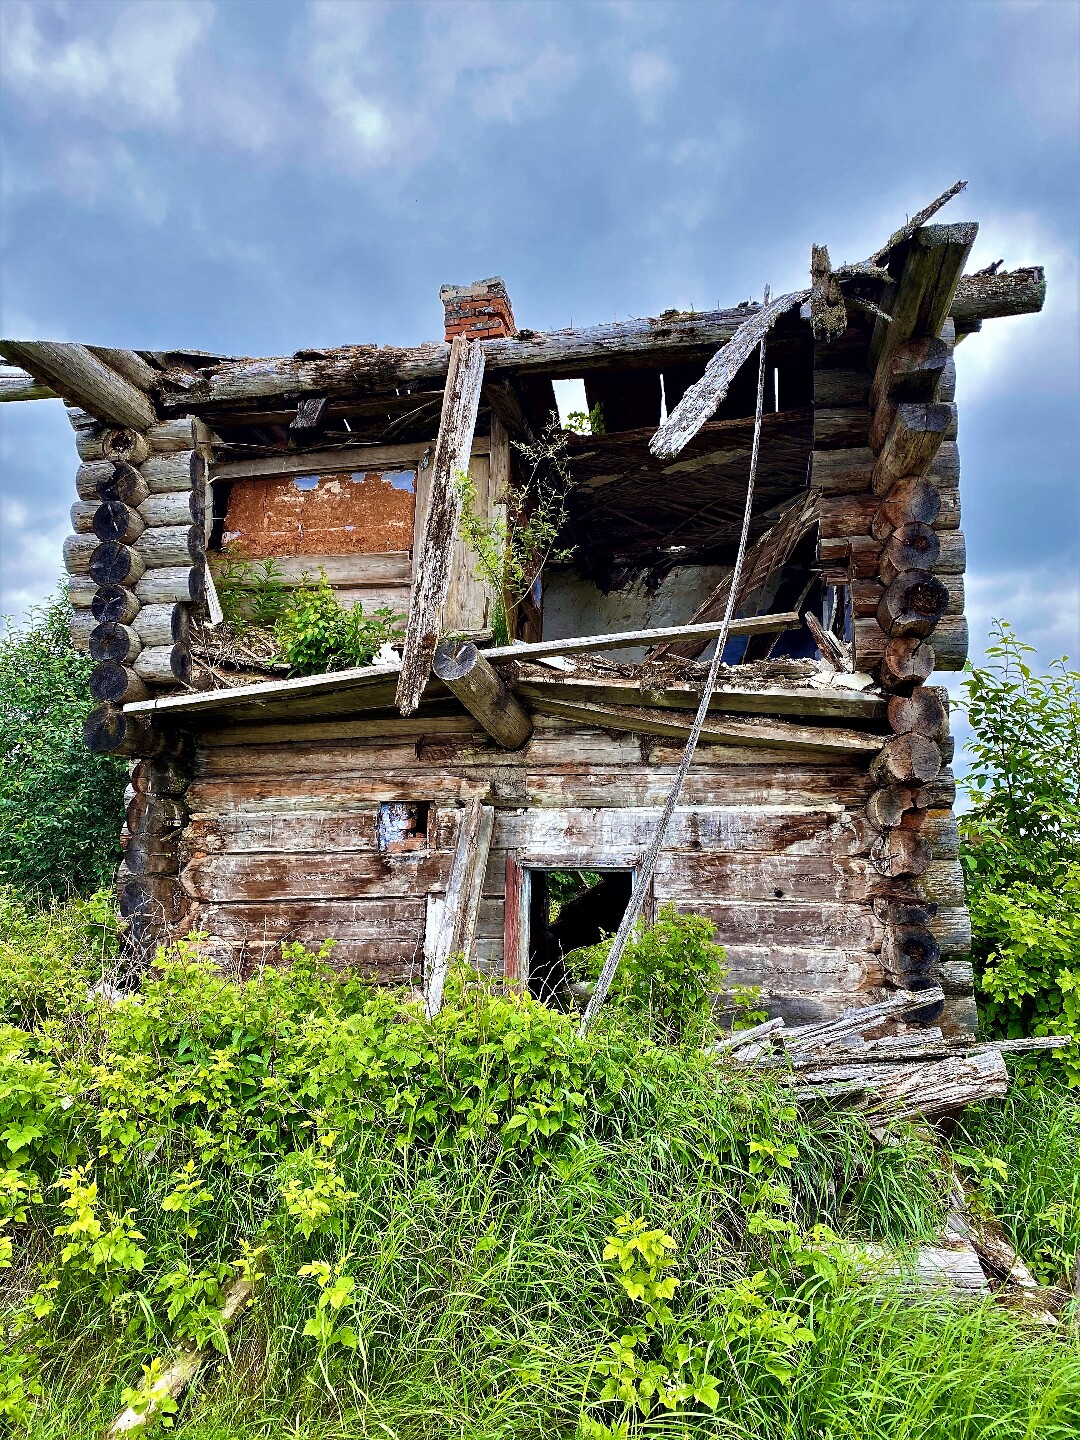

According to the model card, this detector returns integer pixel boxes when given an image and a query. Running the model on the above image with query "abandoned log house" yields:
[0,192,1047,1034]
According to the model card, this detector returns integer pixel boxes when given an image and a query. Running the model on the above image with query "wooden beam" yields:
[0,341,155,429]
[0,365,56,401]
[396,335,486,715]
[870,223,977,376]
[951,265,1046,328]
[432,641,533,749]
[871,402,956,493]
[212,435,489,481]
[650,288,807,460]
[425,798,495,1017]
[478,611,800,665]
[526,694,883,756]
[515,673,886,721]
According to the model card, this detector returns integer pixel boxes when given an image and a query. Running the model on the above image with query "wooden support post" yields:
[396,334,486,715]
[432,641,533,749]
[425,799,495,1018]
[0,341,156,429]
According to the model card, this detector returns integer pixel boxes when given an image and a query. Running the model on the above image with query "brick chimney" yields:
[440,277,516,342]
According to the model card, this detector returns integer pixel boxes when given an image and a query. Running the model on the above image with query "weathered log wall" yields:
[174,712,898,1023]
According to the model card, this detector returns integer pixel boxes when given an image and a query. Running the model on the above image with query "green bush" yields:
[566,904,732,1044]
[273,576,403,676]
[0,595,126,898]
[959,622,1080,1079]
[1,917,1075,1437]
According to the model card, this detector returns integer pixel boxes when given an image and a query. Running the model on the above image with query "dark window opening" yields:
[526,868,633,1004]
[378,801,430,853]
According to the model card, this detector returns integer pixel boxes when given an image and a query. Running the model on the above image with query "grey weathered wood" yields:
[396,335,486,715]
[135,566,205,605]
[138,490,201,527]
[90,662,150,705]
[68,610,96,652]
[0,341,155,429]
[877,568,949,638]
[950,266,1046,327]
[211,436,488,482]
[480,612,801,665]
[878,522,940,584]
[650,288,808,459]
[869,222,977,375]
[90,622,142,666]
[515,673,886,721]
[92,584,140,625]
[147,418,197,453]
[135,645,191,687]
[63,533,97,575]
[425,799,495,1017]
[134,524,203,569]
[887,688,947,738]
[75,426,150,465]
[810,244,847,342]
[872,403,956,494]
[140,451,195,493]
[870,733,942,787]
[221,552,412,589]
[93,500,146,546]
[134,603,191,648]
[0,365,55,401]
[432,642,533,749]
[878,637,936,693]
[67,575,97,609]
[871,828,932,878]
[70,500,98,534]
[865,786,912,831]
[525,693,883,756]
[76,460,149,506]
[85,346,161,394]
[89,541,145,588]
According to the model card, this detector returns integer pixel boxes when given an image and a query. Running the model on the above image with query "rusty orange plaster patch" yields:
[224,471,416,557]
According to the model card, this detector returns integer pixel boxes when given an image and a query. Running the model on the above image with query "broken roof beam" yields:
[649,288,807,460]
[0,341,156,429]
[950,265,1046,337]
[396,333,486,715]
[481,611,800,665]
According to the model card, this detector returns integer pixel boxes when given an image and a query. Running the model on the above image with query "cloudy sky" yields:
[1,0,1077,677]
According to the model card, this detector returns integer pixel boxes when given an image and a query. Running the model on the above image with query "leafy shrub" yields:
[959,622,1080,1078]
[273,576,403,676]
[212,549,292,630]
[0,595,126,897]
[566,904,730,1043]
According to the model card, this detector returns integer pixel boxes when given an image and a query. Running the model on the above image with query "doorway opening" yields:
[525,868,634,1004]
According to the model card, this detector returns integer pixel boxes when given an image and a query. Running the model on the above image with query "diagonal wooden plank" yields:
[396,334,486,715]
[425,799,494,1017]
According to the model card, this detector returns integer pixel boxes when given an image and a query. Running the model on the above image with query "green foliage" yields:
[212,549,292,630]
[272,575,403,676]
[1,902,1077,1437]
[0,594,126,896]
[564,402,606,436]
[959,622,1080,1078]
[957,1080,1080,1287]
[454,416,577,636]
[547,868,603,923]
[566,905,731,1043]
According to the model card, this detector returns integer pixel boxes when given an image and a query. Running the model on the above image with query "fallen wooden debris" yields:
[480,611,801,665]
[106,1270,256,1434]
[712,987,1073,1122]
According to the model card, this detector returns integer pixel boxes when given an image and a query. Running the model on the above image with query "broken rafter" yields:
[649,288,809,461]
[482,611,800,665]
[396,334,486,715]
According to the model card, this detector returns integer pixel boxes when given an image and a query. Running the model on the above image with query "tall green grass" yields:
[2,893,1078,1438]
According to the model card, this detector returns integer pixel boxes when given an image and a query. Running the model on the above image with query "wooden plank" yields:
[870,223,977,375]
[185,808,459,855]
[503,853,529,989]
[515,674,886,721]
[649,895,881,949]
[397,335,486,714]
[211,436,489,482]
[181,851,452,903]
[650,288,808,459]
[525,695,883,757]
[426,800,494,1015]
[477,611,800,665]
[491,805,855,857]
[218,552,412,588]
[0,340,155,429]
[200,714,480,746]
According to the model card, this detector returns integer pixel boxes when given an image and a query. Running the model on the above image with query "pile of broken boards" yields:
[712,985,1075,1317]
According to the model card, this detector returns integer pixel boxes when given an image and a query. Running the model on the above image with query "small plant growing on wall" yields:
[274,577,404,676]
[454,414,577,642]
[213,548,293,630]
